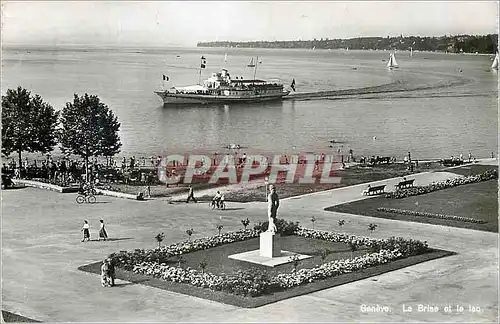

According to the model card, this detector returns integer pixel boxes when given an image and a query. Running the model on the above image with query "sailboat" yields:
[224,53,227,63]
[247,57,255,67]
[491,53,498,70]
[410,47,413,58]
[387,52,399,68]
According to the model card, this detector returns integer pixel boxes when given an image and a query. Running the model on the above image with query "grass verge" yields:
[2,311,41,323]
[198,162,445,202]
[326,179,498,232]
[437,164,498,177]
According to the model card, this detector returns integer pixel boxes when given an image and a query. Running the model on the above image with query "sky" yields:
[2,1,498,47]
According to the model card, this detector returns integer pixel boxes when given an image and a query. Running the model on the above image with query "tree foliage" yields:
[59,93,121,162]
[1,86,59,165]
[198,34,499,54]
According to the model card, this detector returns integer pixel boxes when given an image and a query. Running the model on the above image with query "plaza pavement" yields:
[1,160,498,322]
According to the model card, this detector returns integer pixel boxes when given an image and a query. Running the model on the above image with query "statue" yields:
[267,185,279,233]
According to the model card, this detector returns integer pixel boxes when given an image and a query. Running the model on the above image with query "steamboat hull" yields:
[155,91,290,105]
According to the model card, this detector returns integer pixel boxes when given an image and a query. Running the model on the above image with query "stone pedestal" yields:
[259,232,281,258]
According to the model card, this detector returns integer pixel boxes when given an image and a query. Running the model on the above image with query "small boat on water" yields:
[387,53,399,69]
[224,144,246,149]
[491,53,499,70]
[247,57,256,68]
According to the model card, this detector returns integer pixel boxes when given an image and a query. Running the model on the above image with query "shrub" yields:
[186,229,194,241]
[253,218,300,236]
[241,218,250,230]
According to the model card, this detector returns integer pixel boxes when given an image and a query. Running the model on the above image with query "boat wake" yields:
[285,69,477,101]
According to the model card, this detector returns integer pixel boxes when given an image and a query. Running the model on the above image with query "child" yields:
[81,220,90,242]
[100,259,111,287]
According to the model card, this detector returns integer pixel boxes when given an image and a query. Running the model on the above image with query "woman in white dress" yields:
[81,220,90,242]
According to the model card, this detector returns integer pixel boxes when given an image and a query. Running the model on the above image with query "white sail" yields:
[387,53,399,68]
[247,58,255,67]
[386,54,393,67]
[224,53,227,63]
[392,53,399,67]
[491,53,498,69]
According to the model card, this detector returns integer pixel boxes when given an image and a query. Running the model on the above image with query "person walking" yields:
[81,220,91,242]
[107,258,116,286]
[186,185,197,203]
[98,219,108,241]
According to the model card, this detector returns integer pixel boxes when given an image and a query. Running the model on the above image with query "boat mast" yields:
[253,56,258,80]
[199,56,206,85]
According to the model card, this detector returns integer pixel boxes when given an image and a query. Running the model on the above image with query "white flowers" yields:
[377,207,486,224]
[113,227,428,297]
[386,169,497,199]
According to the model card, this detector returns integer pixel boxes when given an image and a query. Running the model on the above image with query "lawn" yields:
[156,236,371,276]
[439,164,498,177]
[79,232,452,308]
[326,179,498,232]
[1,311,40,323]
[199,162,445,202]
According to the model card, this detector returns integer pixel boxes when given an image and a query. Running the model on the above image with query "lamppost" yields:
[264,176,269,202]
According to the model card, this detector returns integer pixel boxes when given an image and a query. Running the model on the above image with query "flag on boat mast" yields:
[162,74,169,91]
[200,56,207,69]
[290,78,296,92]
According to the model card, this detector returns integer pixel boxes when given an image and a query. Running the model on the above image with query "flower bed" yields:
[111,229,261,271]
[376,207,486,224]
[108,224,429,298]
[385,169,497,199]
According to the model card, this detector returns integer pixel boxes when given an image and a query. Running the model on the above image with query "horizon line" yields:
[3,32,498,49]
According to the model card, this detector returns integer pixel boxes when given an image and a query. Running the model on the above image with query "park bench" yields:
[376,156,391,164]
[362,184,386,196]
[395,179,415,190]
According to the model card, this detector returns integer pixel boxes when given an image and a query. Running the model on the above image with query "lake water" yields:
[2,46,498,161]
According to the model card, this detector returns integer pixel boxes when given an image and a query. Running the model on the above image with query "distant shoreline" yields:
[197,34,498,55]
[2,45,495,56]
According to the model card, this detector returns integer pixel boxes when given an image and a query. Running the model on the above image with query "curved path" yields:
[1,160,498,322]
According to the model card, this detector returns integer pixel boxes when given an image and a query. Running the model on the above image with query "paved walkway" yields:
[1,160,498,322]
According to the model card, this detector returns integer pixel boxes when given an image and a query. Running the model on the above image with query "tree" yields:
[59,94,121,180]
[100,109,122,165]
[154,232,165,265]
[241,218,250,230]
[186,228,194,241]
[155,232,165,250]
[2,87,59,168]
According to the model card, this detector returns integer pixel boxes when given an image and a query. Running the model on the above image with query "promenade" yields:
[2,159,498,322]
